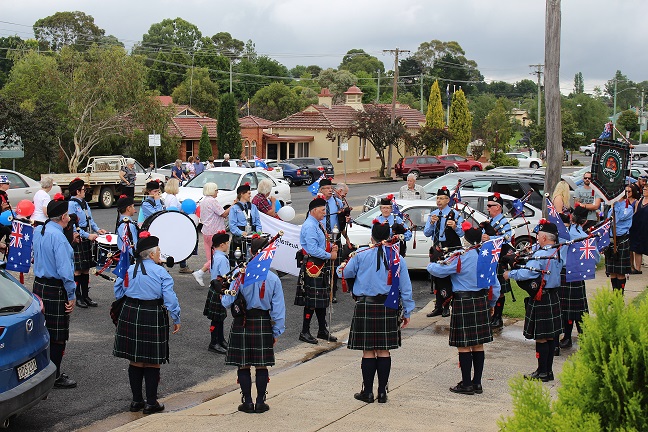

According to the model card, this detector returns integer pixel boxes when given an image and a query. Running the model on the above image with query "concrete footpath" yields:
[94,270,646,432]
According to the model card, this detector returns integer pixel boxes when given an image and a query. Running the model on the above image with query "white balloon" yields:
[277,206,296,222]
[188,213,199,225]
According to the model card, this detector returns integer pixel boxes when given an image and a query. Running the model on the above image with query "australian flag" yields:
[254,155,268,169]
[450,188,462,206]
[7,221,33,273]
[476,237,503,288]
[511,198,525,217]
[384,243,401,310]
[565,237,598,282]
[391,201,403,218]
[591,220,610,252]
[243,241,277,287]
[545,197,570,240]
[114,227,131,285]
[598,122,613,140]
[308,174,326,196]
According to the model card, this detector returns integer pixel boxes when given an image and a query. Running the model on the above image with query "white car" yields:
[579,143,595,156]
[346,200,488,271]
[506,152,543,169]
[1,170,62,202]
[263,160,284,180]
[177,167,292,208]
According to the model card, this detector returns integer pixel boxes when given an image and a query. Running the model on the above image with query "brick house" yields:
[239,115,273,161]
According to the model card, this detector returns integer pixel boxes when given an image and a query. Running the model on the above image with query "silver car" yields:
[0,170,62,202]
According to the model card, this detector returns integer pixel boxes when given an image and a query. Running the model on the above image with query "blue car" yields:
[0,268,56,429]
[279,162,310,186]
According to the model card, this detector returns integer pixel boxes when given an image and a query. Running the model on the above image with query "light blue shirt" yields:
[488,213,513,244]
[210,250,230,280]
[33,221,76,300]
[376,214,412,241]
[116,216,138,259]
[325,196,343,232]
[427,249,501,308]
[221,271,286,337]
[194,162,205,175]
[141,198,164,221]
[607,201,633,236]
[114,259,181,324]
[300,214,330,259]
[423,206,464,241]
[68,198,100,239]
[229,202,262,236]
[509,246,562,289]
[336,245,415,318]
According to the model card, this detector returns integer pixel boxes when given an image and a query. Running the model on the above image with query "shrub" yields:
[490,152,519,168]
[572,159,582,166]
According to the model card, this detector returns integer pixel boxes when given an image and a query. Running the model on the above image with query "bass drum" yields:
[141,210,198,263]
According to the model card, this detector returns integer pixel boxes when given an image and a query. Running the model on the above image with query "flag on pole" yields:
[308,174,326,196]
[598,122,613,140]
[243,241,278,287]
[384,243,401,310]
[114,224,131,286]
[240,98,250,112]
[591,220,610,252]
[545,197,570,240]
[253,155,268,169]
[476,237,503,288]
[7,221,33,273]
[565,237,598,281]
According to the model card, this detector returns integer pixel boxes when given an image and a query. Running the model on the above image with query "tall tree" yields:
[573,72,584,95]
[469,93,497,139]
[317,69,359,103]
[483,98,513,155]
[425,80,445,129]
[137,17,202,52]
[618,110,639,133]
[338,49,385,76]
[250,82,305,121]
[198,125,212,161]
[216,93,241,158]
[448,89,472,154]
[33,11,105,51]
[171,67,220,117]
[413,40,483,95]
[0,36,23,88]
[605,70,638,111]
[211,32,244,57]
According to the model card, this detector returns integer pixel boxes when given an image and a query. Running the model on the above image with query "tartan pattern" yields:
[449,293,493,347]
[605,234,631,275]
[558,279,589,321]
[497,266,512,294]
[33,279,69,342]
[302,269,332,309]
[73,237,95,271]
[113,298,170,364]
[225,311,275,367]
[203,284,227,321]
[348,300,401,351]
[523,289,562,340]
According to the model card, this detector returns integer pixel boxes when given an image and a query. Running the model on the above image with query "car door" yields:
[1,171,33,202]
[426,157,443,175]
[133,161,149,188]
[492,180,525,200]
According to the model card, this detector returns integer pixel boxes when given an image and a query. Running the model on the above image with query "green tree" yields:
[413,40,483,95]
[426,80,445,129]
[404,125,452,156]
[448,89,472,154]
[617,109,639,133]
[563,93,609,141]
[33,11,105,51]
[211,31,244,57]
[573,72,584,95]
[470,93,497,139]
[198,125,212,161]
[317,68,358,103]
[0,36,23,88]
[216,93,241,158]
[137,17,202,52]
[171,67,220,118]
[514,79,538,97]
[250,82,305,121]
[146,47,192,95]
[483,98,513,155]
[605,70,638,111]
[338,49,385,76]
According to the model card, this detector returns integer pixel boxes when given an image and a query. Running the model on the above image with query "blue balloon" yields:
[167,206,179,211]
[274,199,281,212]
[0,210,14,226]
[181,199,197,214]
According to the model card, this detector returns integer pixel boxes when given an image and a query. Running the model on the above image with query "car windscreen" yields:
[183,171,240,191]
[0,272,32,314]
[320,158,333,166]
[422,174,462,195]
[280,163,299,170]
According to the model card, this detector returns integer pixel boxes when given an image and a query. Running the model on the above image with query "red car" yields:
[394,156,459,180]
[437,154,483,171]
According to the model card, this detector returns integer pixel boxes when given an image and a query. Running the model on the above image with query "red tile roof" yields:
[239,115,273,128]
[169,117,217,140]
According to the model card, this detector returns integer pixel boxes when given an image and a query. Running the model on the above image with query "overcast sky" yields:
[2,0,647,93]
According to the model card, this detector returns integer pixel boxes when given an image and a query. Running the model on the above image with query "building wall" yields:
[241,127,265,160]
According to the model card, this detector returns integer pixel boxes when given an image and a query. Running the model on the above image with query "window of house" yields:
[289,142,295,159]
[337,137,341,160]
[297,142,309,157]
[185,141,193,158]
[244,140,250,159]
[359,138,369,159]
[250,140,257,157]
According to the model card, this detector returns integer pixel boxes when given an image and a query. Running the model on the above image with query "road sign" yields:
[0,128,24,158]
[148,134,161,147]
[340,142,348,152]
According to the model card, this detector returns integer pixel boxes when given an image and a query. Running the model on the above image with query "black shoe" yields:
[426,308,443,318]
[473,384,483,394]
[255,402,270,413]
[299,332,318,344]
[143,402,165,414]
[554,346,561,356]
[219,340,228,350]
[354,391,375,403]
[441,305,450,318]
[317,330,338,342]
[546,371,555,381]
[130,401,145,412]
[490,317,503,328]
[332,297,338,304]
[524,370,551,382]
[84,297,98,307]
[75,298,88,308]
[377,392,388,403]
[449,382,474,395]
[208,344,227,354]
[559,337,572,349]
[238,402,255,413]
[54,373,77,389]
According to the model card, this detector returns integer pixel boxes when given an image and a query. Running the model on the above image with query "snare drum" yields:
[95,233,119,269]
[141,210,198,263]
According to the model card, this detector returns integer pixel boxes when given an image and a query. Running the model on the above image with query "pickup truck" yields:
[44,156,165,208]
[631,144,648,160]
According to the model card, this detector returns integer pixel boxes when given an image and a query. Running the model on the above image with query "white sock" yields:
[194,269,204,276]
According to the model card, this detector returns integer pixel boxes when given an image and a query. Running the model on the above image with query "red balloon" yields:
[196,205,201,218]
[16,199,35,217]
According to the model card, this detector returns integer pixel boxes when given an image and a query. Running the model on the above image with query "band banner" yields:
[259,212,301,276]
[590,139,631,204]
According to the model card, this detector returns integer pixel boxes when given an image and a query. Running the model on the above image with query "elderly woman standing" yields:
[192,182,233,286]
[32,176,54,226]
[120,158,137,199]
[171,159,187,186]
[251,179,277,217]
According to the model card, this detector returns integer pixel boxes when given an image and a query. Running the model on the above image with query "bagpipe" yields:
[431,234,513,265]
[333,190,353,231]
[338,234,404,292]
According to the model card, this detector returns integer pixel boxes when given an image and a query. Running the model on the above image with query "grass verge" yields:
[502,280,528,319]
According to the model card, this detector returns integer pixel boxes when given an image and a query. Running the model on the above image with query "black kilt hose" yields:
[523,289,562,340]
[605,234,631,275]
[203,285,227,322]
[559,275,589,321]
[72,236,95,271]
[348,297,401,351]
[449,291,493,347]
[225,309,275,367]
[33,278,70,342]
[113,297,170,364]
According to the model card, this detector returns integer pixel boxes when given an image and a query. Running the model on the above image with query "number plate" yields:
[17,358,37,380]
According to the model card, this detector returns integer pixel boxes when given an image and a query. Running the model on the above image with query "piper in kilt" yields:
[204,231,231,354]
[67,178,107,309]
[113,232,181,415]
[32,195,77,389]
[320,179,345,302]
[228,183,262,268]
[505,222,563,383]
[297,196,339,344]
[336,222,414,404]
[221,237,286,414]
[115,194,138,264]
[428,227,500,395]
[605,196,634,294]
[375,195,412,257]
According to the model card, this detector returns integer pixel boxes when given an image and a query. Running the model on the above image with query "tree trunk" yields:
[544,0,562,216]
[377,152,386,178]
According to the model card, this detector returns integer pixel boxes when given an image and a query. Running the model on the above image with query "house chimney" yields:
[344,85,364,110]
[318,88,333,108]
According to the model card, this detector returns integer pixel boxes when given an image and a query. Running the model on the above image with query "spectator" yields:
[399,174,425,200]
[187,156,196,179]
[206,158,215,170]
[251,179,277,217]
[119,158,137,199]
[32,177,54,226]
[148,162,155,173]
[171,159,187,186]
[220,153,231,167]
[573,172,602,229]
[194,156,205,176]
[629,183,647,274]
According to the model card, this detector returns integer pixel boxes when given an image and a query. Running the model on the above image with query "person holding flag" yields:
[605,190,634,295]
[427,226,500,395]
[228,183,262,267]
[320,178,345,301]
[115,195,138,265]
[337,221,414,404]
[375,195,411,258]
[307,173,326,196]
[222,236,285,414]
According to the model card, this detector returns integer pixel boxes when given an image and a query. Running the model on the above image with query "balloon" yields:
[16,200,35,217]
[0,210,14,226]
[277,206,296,222]
[274,199,281,212]
[188,213,199,225]
[181,199,197,214]
[167,206,179,211]
[196,205,201,218]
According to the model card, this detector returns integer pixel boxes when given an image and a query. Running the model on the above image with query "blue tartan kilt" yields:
[348,300,401,351]
[225,310,275,367]
[449,292,493,347]
[113,297,170,364]
[523,289,562,340]
[33,278,70,342]
[73,237,95,271]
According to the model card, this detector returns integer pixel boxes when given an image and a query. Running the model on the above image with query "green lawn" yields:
[631,286,648,305]
[502,280,528,319]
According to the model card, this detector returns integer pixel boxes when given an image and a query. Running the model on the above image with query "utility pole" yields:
[189,51,195,107]
[383,47,410,179]
[529,63,544,126]
[420,73,424,114]
[376,70,381,102]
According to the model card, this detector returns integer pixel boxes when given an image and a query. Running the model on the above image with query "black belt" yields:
[355,294,388,304]
[125,297,163,307]
[453,289,488,299]
[35,276,63,287]
[246,308,270,317]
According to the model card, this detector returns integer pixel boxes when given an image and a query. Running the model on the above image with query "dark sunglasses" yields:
[486,204,499,207]
[583,177,592,180]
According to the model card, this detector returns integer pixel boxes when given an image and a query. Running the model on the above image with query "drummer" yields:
[116,194,138,262]
[141,180,164,221]
[228,183,262,267]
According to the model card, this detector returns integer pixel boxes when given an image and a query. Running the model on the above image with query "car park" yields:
[0,266,57,429]
[0,170,62,203]
[279,162,310,186]
[506,152,543,168]
[394,155,459,180]
[436,154,482,171]
[283,157,334,185]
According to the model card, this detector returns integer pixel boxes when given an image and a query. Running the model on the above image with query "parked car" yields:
[347,200,488,270]
[0,170,62,203]
[284,157,334,185]
[394,156,459,180]
[0,267,57,429]
[436,154,483,171]
[262,159,284,180]
[506,152,543,168]
[279,162,310,186]
[579,143,595,156]
[177,167,292,208]
[156,162,193,180]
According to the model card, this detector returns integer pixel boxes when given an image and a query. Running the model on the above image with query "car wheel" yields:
[445,167,457,174]
[584,150,592,157]
[633,154,640,161]
[514,236,535,252]
[470,166,481,171]
[99,186,114,208]
[409,170,420,179]
[530,162,540,169]
[304,175,314,185]
[284,177,293,186]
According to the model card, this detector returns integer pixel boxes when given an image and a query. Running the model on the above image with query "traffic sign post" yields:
[341,142,348,183]
[149,134,161,172]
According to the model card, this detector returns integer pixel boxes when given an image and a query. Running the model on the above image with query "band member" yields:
[606,192,634,295]
[33,195,77,389]
[297,197,339,344]
[574,172,602,229]
[427,227,500,395]
[337,221,414,403]
[113,232,181,414]
[333,182,353,246]
[320,179,344,301]
[68,178,107,308]
[0,175,12,247]
[222,237,286,414]
[228,183,262,267]
[504,222,563,382]
[482,193,514,329]
[203,231,231,354]
[141,180,164,221]
[376,195,412,256]
[424,186,464,317]
[116,194,138,263]
[399,173,425,200]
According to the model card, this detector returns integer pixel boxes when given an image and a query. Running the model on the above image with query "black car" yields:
[284,157,334,185]
[278,162,311,186]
